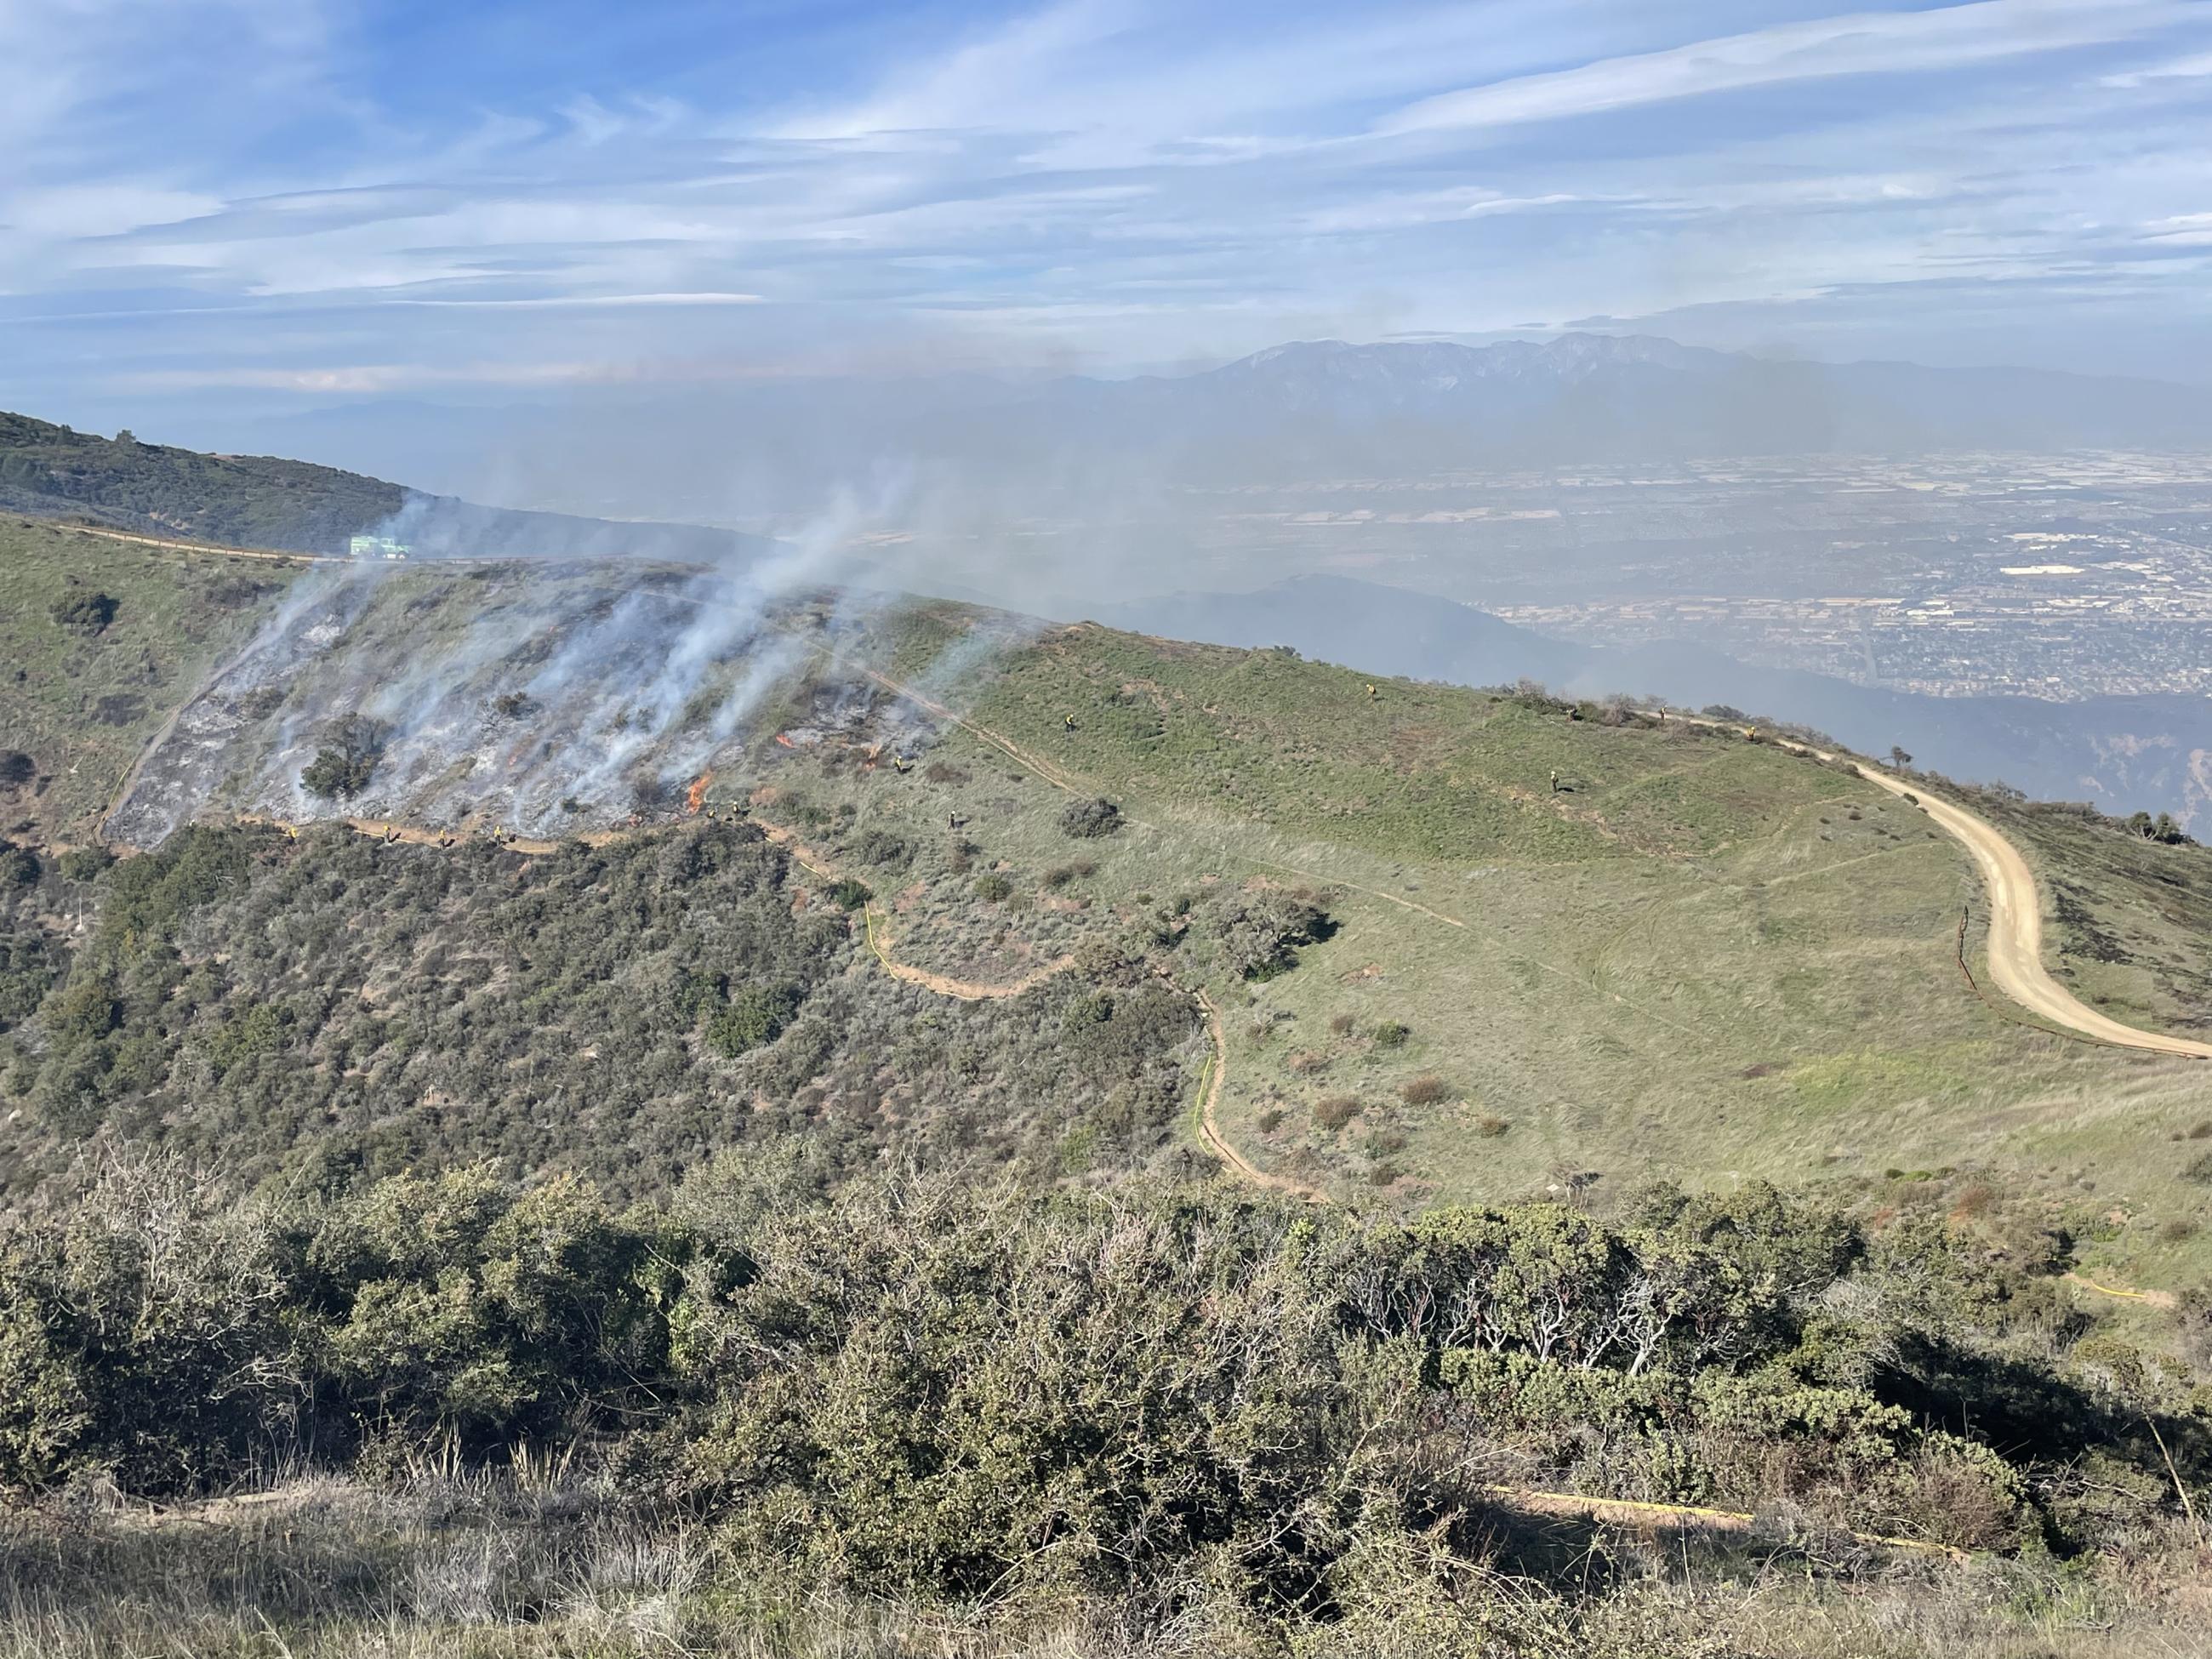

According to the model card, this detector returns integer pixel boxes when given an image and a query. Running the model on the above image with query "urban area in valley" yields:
[1170,451,2212,701]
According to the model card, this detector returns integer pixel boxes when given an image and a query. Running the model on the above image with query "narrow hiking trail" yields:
[1186,987,1328,1203]
[755,820,1079,1001]
[2064,1272,2180,1311]
[782,820,1077,998]
[239,812,575,856]
[1478,1486,1965,1561]
[864,905,1075,1000]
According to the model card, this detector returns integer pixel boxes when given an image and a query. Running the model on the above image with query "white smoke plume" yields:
[103,462,1000,843]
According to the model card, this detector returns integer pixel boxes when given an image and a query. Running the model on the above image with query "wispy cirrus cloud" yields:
[2101,48,2212,87]
[1377,0,2194,134]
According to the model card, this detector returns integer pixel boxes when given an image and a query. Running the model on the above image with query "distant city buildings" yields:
[1197,451,2212,704]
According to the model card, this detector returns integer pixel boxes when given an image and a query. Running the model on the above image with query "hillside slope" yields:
[0,409,771,561]
[5,524,2209,1292]
[0,412,402,549]
[0,516,302,844]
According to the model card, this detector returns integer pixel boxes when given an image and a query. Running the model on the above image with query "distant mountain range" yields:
[1023,334,2212,476]
[1104,575,2212,827]
[0,410,768,562]
[179,332,2212,517]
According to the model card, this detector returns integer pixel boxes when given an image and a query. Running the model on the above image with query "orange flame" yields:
[773,733,795,748]
[686,771,714,813]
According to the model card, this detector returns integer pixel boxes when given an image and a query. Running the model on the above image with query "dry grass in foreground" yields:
[3,1475,2208,1659]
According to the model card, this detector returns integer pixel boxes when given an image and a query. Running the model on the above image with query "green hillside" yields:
[0,412,404,550]
[783,605,2211,1277]
[3,550,2206,1261]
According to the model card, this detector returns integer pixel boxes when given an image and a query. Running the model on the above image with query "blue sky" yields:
[6,0,2212,437]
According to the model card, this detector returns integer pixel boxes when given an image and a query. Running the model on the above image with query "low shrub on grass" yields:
[1059,797,1122,839]
[1314,1094,1361,1131]
[51,590,119,636]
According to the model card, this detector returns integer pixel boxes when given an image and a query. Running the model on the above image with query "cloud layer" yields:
[4,0,2210,433]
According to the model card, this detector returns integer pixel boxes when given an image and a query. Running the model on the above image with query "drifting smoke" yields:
[107,326,2212,845]
[102,461,1063,845]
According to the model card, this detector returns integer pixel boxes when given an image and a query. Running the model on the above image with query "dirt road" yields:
[1659,714,2212,1063]
[59,522,337,564]
[1849,767,2212,1060]
[1184,988,1328,1202]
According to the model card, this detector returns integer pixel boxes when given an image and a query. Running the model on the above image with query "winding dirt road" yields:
[1850,767,2212,1060]
[1651,712,2210,1061]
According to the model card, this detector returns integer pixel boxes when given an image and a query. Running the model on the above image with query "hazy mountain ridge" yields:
[174,332,2212,517]
[1031,334,2212,471]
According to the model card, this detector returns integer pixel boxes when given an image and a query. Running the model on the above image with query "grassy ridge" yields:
[0,412,404,550]
[964,624,1862,864]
